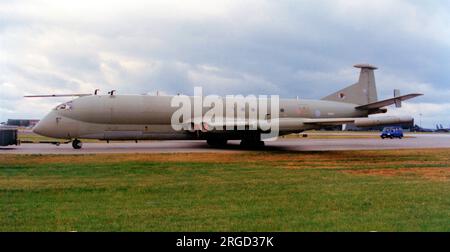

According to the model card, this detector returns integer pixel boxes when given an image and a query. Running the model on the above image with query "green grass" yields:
[18,132,100,143]
[0,150,449,231]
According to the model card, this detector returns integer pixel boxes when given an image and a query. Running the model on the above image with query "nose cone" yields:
[32,121,46,136]
[33,112,57,138]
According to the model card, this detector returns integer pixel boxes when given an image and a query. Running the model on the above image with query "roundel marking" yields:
[315,110,321,117]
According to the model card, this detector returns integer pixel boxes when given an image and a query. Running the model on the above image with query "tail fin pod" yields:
[321,64,378,105]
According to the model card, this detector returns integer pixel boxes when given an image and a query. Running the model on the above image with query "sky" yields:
[1,0,449,128]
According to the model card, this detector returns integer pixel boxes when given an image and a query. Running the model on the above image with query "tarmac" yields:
[1,133,450,154]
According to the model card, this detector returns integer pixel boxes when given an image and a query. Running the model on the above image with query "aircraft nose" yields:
[32,121,45,135]
[33,114,57,137]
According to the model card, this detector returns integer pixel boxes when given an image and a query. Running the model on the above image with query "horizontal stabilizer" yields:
[355,93,422,110]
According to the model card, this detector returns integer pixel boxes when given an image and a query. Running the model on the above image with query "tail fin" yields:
[321,64,378,105]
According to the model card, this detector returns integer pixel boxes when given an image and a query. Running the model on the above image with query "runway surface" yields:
[1,133,450,154]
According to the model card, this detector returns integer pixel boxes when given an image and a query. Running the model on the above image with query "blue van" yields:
[380,127,404,139]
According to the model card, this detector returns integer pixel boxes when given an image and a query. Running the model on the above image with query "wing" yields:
[181,116,413,132]
[182,118,259,131]
[303,118,357,126]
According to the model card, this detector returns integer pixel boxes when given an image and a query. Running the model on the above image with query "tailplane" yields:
[321,64,378,105]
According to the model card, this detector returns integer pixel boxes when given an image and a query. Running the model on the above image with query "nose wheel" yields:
[72,139,83,149]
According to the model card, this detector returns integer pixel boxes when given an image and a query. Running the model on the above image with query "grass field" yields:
[0,149,449,231]
[18,131,100,143]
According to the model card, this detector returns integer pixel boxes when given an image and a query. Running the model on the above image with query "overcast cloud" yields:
[1,0,449,128]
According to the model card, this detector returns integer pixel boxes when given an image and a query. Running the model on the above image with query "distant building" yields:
[7,119,40,127]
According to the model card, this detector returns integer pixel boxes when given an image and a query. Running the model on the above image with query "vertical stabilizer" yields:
[321,64,378,105]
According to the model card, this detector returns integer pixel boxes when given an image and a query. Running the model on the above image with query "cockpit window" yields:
[55,102,73,111]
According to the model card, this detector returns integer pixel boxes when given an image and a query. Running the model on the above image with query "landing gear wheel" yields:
[72,139,83,149]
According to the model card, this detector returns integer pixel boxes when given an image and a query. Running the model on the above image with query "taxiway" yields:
[1,134,449,154]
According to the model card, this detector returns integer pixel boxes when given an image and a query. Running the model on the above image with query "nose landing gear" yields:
[72,139,83,149]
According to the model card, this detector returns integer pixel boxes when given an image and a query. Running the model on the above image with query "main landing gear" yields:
[240,139,265,148]
[207,138,228,147]
[72,139,83,149]
[240,134,265,149]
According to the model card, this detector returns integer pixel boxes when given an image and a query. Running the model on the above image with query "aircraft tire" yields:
[72,139,82,149]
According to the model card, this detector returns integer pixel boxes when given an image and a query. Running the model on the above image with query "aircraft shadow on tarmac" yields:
[0,147,17,151]
[185,142,300,152]
[0,142,297,153]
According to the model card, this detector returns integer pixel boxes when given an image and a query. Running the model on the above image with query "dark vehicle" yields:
[0,126,19,146]
[380,127,404,139]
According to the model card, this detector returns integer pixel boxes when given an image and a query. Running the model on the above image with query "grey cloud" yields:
[1,0,449,127]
